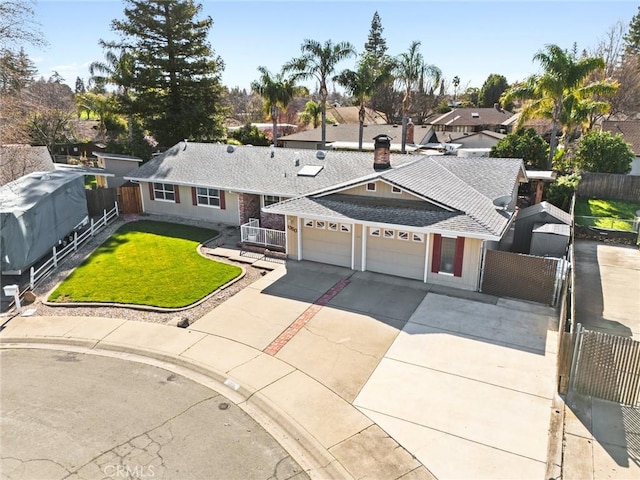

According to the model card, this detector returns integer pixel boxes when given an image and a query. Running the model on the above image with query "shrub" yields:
[546,173,581,212]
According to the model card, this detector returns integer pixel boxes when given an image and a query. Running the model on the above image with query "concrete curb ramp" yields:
[0,316,435,480]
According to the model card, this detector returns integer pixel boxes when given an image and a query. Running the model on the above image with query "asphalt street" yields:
[0,348,308,480]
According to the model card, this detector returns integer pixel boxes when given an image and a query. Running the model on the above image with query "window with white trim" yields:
[412,233,424,243]
[369,227,381,237]
[398,231,409,241]
[383,229,395,239]
[196,187,220,207]
[328,222,338,231]
[316,221,325,229]
[392,186,402,194]
[340,224,351,233]
[264,195,281,207]
[366,182,376,192]
[304,219,313,228]
[154,183,175,201]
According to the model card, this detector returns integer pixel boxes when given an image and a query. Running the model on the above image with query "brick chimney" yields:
[373,134,392,170]
[405,121,414,145]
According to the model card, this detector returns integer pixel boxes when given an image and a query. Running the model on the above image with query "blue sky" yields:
[26,0,639,93]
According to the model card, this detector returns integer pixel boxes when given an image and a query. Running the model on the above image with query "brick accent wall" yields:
[261,211,285,230]
[238,193,260,224]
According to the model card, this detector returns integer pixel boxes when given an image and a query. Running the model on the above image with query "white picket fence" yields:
[29,203,120,290]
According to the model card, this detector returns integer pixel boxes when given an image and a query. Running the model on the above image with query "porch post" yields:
[423,233,431,283]
[351,225,355,270]
[297,217,302,261]
[361,225,367,271]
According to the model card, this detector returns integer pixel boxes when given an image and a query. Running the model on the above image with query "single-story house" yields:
[279,123,435,151]
[425,107,515,134]
[601,120,640,176]
[125,139,527,291]
[93,152,144,188]
[434,130,506,150]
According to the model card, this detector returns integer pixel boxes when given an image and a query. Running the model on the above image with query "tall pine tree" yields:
[624,6,640,55]
[103,0,226,147]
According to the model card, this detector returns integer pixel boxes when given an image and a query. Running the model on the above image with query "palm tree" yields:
[452,76,460,102]
[283,39,356,149]
[501,44,611,168]
[299,100,322,128]
[395,41,441,118]
[334,57,393,151]
[250,66,304,147]
[89,50,135,140]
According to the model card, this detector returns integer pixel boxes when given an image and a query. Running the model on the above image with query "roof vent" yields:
[297,165,324,177]
[316,150,326,160]
[226,145,235,153]
[294,152,300,167]
[270,144,275,158]
[471,112,480,118]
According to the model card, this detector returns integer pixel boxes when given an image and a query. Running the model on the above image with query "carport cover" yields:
[0,171,88,273]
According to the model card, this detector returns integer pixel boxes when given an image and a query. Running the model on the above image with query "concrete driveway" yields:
[354,292,559,480]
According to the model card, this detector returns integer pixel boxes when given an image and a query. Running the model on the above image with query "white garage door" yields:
[301,220,351,268]
[366,227,426,280]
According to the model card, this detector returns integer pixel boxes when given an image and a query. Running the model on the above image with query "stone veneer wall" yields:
[261,211,285,231]
[238,193,260,224]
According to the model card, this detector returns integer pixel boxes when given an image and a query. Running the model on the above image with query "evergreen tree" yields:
[75,76,86,94]
[490,128,548,170]
[624,6,640,55]
[103,0,226,147]
[0,47,36,93]
[364,11,387,59]
[479,73,509,108]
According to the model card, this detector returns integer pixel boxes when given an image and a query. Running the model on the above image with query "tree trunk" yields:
[547,100,562,169]
[358,103,365,151]
[320,83,328,150]
[271,105,278,147]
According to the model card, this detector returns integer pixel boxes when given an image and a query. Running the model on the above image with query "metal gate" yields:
[570,324,640,407]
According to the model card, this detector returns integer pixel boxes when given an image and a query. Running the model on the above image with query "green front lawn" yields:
[48,221,242,308]
[574,198,640,231]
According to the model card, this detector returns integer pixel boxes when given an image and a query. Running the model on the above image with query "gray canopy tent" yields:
[0,171,88,274]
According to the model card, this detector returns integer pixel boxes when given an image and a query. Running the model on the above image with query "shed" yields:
[530,223,570,257]
[512,201,572,254]
[0,171,88,274]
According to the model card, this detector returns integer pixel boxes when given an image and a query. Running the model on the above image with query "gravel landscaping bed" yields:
[28,214,269,325]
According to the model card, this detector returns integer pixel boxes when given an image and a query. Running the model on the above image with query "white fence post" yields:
[30,267,35,290]
[103,209,107,225]
[73,231,78,251]
[115,201,119,217]
[91,218,95,236]
[52,246,58,268]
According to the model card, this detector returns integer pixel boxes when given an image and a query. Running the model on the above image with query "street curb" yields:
[545,393,566,480]
[0,338,352,480]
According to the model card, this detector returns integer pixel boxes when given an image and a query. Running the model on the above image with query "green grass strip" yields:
[48,220,242,308]
[574,198,640,232]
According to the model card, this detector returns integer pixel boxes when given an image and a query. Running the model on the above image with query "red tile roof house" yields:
[124,138,527,291]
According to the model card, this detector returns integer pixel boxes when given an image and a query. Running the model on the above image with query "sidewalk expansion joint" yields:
[263,278,351,356]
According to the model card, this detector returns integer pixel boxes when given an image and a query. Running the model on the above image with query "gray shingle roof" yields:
[601,120,640,154]
[0,145,54,186]
[124,142,417,197]
[266,156,523,238]
[427,108,514,128]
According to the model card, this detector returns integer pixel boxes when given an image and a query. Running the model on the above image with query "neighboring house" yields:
[601,120,640,175]
[265,138,527,291]
[434,130,506,149]
[426,107,515,134]
[325,106,387,125]
[93,152,144,188]
[279,123,435,151]
[123,141,418,230]
[0,144,55,186]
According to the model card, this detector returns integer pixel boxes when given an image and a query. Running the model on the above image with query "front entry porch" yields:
[240,218,286,251]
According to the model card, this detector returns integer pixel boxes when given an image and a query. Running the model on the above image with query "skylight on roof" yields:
[471,112,480,118]
[297,165,324,177]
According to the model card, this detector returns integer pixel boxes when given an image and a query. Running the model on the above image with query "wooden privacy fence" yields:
[570,324,640,407]
[577,172,640,202]
[117,184,142,214]
[85,188,117,216]
[481,250,565,305]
